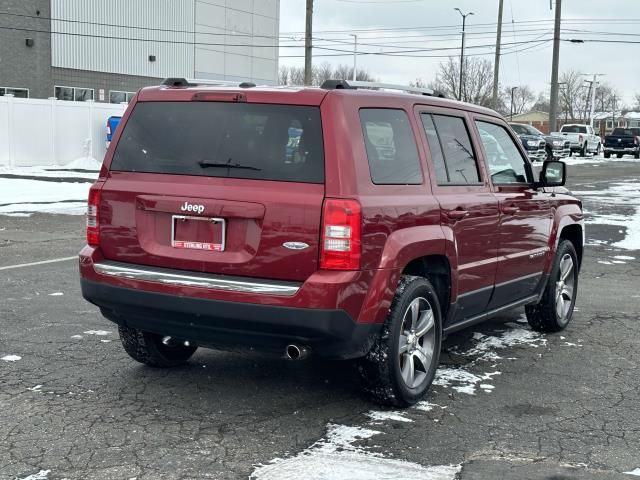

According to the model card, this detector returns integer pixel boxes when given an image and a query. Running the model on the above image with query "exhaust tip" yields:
[286,344,310,360]
[286,344,301,360]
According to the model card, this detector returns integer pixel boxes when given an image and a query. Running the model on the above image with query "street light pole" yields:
[510,86,518,121]
[455,8,474,101]
[349,34,358,81]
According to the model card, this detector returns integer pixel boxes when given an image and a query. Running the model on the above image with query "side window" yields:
[360,109,422,185]
[421,113,481,185]
[475,121,530,185]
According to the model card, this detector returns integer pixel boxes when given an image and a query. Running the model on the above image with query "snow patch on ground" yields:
[70,335,83,339]
[576,179,640,250]
[625,468,640,476]
[563,154,640,166]
[48,292,64,296]
[1,355,22,362]
[414,402,446,412]
[434,369,501,395]
[0,177,92,216]
[251,424,460,480]
[27,385,43,392]
[83,330,111,336]
[16,469,50,480]
[614,255,635,260]
[367,410,413,423]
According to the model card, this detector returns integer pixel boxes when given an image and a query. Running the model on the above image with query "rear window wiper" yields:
[198,160,262,171]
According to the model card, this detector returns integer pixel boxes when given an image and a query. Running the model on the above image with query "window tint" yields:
[476,121,530,184]
[111,102,324,183]
[360,109,422,185]
[422,114,480,185]
[612,128,633,136]
[420,114,448,184]
[561,125,587,134]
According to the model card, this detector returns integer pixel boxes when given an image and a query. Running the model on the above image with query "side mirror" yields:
[540,160,566,187]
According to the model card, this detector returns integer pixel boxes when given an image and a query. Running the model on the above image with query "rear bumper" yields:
[79,247,387,359]
[604,146,636,153]
[81,279,380,359]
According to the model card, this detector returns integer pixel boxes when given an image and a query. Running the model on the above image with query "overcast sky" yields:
[279,0,640,107]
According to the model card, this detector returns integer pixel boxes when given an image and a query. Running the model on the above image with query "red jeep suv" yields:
[80,79,584,406]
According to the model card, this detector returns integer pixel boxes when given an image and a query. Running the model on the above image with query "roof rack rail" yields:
[320,79,445,98]
[162,78,256,88]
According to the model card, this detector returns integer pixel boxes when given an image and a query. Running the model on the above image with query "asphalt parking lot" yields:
[1,158,639,480]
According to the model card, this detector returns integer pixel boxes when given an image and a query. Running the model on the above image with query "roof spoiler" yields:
[161,78,257,88]
[320,79,446,98]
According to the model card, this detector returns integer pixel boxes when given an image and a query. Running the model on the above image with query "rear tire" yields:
[118,325,197,367]
[525,240,579,333]
[357,276,442,407]
[580,143,587,157]
[617,153,624,159]
[604,152,611,159]
[634,150,639,159]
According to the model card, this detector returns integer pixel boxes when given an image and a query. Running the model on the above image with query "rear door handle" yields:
[445,209,470,220]
[501,205,520,215]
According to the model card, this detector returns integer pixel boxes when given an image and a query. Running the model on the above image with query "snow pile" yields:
[563,155,640,166]
[83,330,111,336]
[625,468,640,476]
[251,424,460,480]
[63,156,102,170]
[434,369,501,395]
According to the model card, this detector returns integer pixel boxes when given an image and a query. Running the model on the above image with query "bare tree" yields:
[635,92,640,110]
[278,66,289,86]
[593,83,621,112]
[430,57,494,107]
[558,70,588,121]
[531,93,550,113]
[313,62,334,85]
[502,85,535,115]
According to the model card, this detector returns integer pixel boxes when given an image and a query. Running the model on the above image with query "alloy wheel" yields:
[398,297,436,389]
[555,253,575,325]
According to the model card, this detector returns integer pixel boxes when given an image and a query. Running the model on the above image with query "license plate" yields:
[171,215,226,252]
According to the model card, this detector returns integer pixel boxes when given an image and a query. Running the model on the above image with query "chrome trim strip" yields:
[93,261,301,296]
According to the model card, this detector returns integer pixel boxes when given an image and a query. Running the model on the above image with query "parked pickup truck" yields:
[603,127,640,159]
[510,123,570,161]
[551,124,601,157]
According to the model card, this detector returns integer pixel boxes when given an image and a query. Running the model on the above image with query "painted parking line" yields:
[0,256,77,271]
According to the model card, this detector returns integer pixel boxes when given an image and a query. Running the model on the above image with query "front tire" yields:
[634,149,639,159]
[617,153,624,159]
[525,240,579,332]
[357,276,442,407]
[604,152,611,159]
[580,143,587,157]
[118,325,197,367]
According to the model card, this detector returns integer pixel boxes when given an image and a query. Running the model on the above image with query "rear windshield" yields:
[561,125,587,134]
[612,128,634,136]
[111,102,324,183]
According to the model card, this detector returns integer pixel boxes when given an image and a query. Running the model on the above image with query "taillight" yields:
[319,198,361,270]
[106,123,112,136]
[86,186,101,246]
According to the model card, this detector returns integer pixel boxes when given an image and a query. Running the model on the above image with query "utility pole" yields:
[612,94,618,131]
[455,8,474,101]
[304,0,313,85]
[583,73,605,127]
[349,34,358,81]
[548,0,562,133]
[492,0,504,110]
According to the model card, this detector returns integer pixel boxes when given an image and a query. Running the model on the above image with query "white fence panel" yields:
[0,96,127,168]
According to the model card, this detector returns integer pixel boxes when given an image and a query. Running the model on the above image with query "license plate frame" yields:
[171,215,226,252]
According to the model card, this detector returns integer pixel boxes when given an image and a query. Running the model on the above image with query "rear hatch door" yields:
[99,98,325,282]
